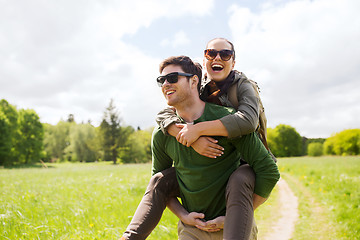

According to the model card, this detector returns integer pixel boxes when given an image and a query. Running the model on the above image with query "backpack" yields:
[228,77,270,151]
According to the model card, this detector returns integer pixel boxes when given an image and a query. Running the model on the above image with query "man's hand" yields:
[195,216,225,232]
[181,212,207,229]
[176,123,201,147]
[191,137,224,158]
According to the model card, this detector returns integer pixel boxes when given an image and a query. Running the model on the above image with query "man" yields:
[157,38,273,210]
[122,55,279,239]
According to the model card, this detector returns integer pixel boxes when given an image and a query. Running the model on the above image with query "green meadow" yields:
[278,156,360,240]
[1,156,359,239]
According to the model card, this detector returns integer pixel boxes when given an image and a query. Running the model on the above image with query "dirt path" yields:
[263,178,299,240]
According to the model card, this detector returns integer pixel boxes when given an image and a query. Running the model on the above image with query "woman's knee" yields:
[146,167,178,196]
[227,165,255,191]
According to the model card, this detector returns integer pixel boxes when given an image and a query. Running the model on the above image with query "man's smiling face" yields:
[204,38,235,82]
[160,65,192,107]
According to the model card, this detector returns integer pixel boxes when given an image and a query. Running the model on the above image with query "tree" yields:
[0,111,12,165]
[16,109,44,164]
[43,121,72,162]
[65,123,99,162]
[122,128,152,163]
[0,100,18,165]
[100,99,122,164]
[267,124,303,157]
[67,114,75,123]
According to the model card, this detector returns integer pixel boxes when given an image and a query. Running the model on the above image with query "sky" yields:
[1,0,359,138]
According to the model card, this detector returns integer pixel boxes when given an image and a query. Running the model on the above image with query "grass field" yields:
[278,156,360,240]
[1,156,359,239]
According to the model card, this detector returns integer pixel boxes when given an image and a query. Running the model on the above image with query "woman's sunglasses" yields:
[204,49,234,61]
[156,72,194,87]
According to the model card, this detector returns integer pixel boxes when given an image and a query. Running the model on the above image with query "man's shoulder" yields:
[205,102,236,116]
[195,102,235,123]
[152,126,165,138]
[152,126,173,144]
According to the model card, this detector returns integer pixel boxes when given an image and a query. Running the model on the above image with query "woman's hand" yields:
[176,123,200,147]
[191,136,224,158]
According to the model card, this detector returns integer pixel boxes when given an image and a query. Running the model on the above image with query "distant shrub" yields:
[324,129,360,156]
[307,142,323,156]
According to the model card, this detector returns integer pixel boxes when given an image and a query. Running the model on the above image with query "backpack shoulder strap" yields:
[228,81,239,109]
[228,71,247,109]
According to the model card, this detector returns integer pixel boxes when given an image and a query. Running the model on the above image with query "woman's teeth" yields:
[212,64,223,71]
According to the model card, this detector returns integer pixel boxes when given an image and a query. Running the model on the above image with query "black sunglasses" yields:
[156,72,194,87]
[204,49,234,61]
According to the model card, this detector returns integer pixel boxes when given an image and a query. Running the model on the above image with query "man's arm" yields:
[167,197,223,232]
[233,132,280,198]
[167,197,206,227]
[253,194,267,210]
[151,128,173,175]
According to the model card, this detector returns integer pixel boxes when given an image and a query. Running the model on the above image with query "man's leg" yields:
[122,167,179,240]
[223,164,256,240]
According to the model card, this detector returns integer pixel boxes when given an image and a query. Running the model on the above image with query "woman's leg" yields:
[223,164,256,240]
[122,167,179,240]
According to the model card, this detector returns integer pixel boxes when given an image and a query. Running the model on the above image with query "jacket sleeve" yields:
[155,106,182,135]
[232,132,280,198]
[220,79,260,138]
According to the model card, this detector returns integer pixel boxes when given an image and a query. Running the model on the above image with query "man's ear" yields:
[191,75,199,89]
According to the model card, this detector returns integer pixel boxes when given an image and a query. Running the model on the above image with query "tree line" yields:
[0,99,152,166]
[268,125,360,157]
[1,98,359,166]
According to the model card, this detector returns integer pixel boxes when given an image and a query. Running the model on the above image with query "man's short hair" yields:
[159,56,202,92]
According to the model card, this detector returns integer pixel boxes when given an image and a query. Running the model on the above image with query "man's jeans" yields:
[123,164,256,240]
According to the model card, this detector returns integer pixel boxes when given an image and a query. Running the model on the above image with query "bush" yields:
[324,129,360,156]
[267,124,303,157]
[307,142,323,156]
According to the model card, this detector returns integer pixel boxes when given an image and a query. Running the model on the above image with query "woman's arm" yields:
[156,113,224,158]
[176,79,260,146]
[176,121,228,147]
[156,106,181,135]
[220,79,260,138]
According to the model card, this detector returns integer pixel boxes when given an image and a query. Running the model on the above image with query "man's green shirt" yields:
[151,103,280,220]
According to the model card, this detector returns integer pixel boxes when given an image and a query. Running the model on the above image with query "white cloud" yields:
[0,0,214,128]
[228,0,360,137]
[160,30,191,47]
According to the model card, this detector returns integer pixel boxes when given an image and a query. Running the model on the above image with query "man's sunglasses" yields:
[204,49,234,61]
[156,72,194,87]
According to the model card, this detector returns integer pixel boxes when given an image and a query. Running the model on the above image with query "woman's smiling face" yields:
[204,38,235,82]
